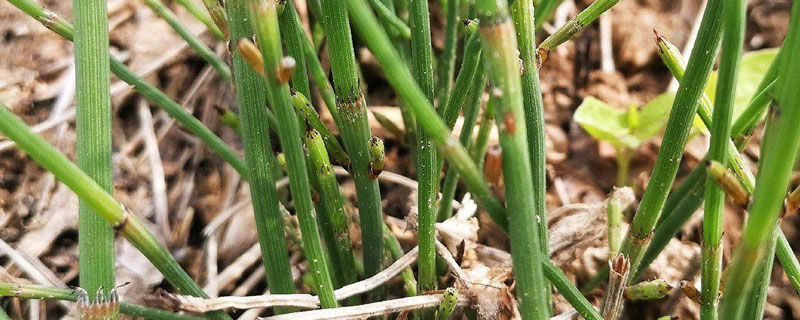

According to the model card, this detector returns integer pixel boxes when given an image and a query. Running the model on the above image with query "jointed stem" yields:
[74,0,115,310]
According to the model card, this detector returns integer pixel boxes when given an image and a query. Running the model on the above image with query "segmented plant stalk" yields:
[278,0,310,98]
[470,99,495,169]
[477,0,549,318]
[439,25,483,130]
[248,0,338,308]
[73,0,115,310]
[226,0,296,311]
[0,106,230,320]
[174,0,225,39]
[345,0,509,232]
[542,261,603,320]
[618,0,723,281]
[511,0,549,261]
[292,91,350,166]
[438,66,486,221]
[304,127,359,287]
[720,7,800,316]
[366,0,411,38]
[601,254,629,320]
[435,0,460,108]
[7,0,247,176]
[777,231,800,294]
[700,0,745,316]
[538,0,620,63]
[633,36,787,281]
[607,188,624,257]
[319,0,386,292]
[140,0,231,80]
[0,283,203,320]
[408,0,439,300]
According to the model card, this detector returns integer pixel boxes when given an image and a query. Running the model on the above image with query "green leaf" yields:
[575,94,675,149]
[706,48,779,120]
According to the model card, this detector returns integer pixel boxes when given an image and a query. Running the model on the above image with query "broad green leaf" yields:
[706,48,779,120]
[575,94,677,150]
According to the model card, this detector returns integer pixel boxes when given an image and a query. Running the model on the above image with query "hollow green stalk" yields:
[470,98,495,169]
[140,0,231,80]
[298,29,342,127]
[7,0,247,176]
[543,261,603,320]
[618,0,723,281]
[174,0,225,39]
[607,188,624,257]
[74,0,115,309]
[721,8,800,317]
[777,232,800,294]
[701,0,745,317]
[383,223,419,297]
[477,1,549,318]
[248,0,338,308]
[201,0,230,39]
[366,0,411,38]
[408,0,439,301]
[226,0,296,312]
[439,26,483,131]
[214,105,243,135]
[319,0,386,295]
[538,0,620,62]
[435,287,458,320]
[345,0,508,232]
[279,0,310,99]
[656,32,755,188]
[438,66,486,222]
[0,283,204,320]
[434,0,460,108]
[706,161,749,207]
[304,127,359,288]
[292,91,350,166]
[511,0,549,262]
[0,105,230,320]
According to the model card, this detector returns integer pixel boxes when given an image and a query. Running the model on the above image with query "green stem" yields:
[304,127,359,288]
[0,283,204,320]
[439,28,483,131]
[279,0,311,98]
[534,0,566,30]
[777,231,800,294]
[434,288,458,320]
[174,0,225,39]
[383,223,419,297]
[7,0,247,176]
[140,0,231,80]
[320,0,386,295]
[435,0,460,108]
[408,0,438,300]
[0,105,230,320]
[345,0,508,232]
[226,0,296,312]
[720,13,800,316]
[607,188,624,256]
[366,0,411,38]
[542,261,603,320]
[74,0,114,311]
[700,0,745,317]
[292,91,350,166]
[619,0,722,281]
[295,19,342,127]
[614,148,631,187]
[248,0,338,308]
[537,0,620,62]
[477,1,549,318]
[511,0,550,260]
[470,99,494,169]
[201,0,230,39]
[438,66,486,222]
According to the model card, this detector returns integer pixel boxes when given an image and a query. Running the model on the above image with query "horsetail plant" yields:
[477,0,549,318]
[618,0,722,280]
[278,0,311,99]
[74,0,114,309]
[366,0,411,39]
[303,127,360,288]
[700,0,745,316]
[0,105,231,320]
[542,261,603,320]
[226,0,296,311]
[247,0,338,308]
[434,0,460,108]
[434,287,458,320]
[201,0,230,39]
[174,0,225,39]
[511,0,550,261]
[7,0,248,176]
[319,0,387,292]
[293,91,350,166]
[408,0,439,302]
[344,0,508,232]
[538,0,620,63]
[0,283,204,320]
[720,6,800,315]
[140,0,231,80]
[439,21,483,131]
